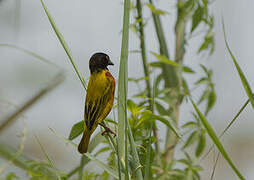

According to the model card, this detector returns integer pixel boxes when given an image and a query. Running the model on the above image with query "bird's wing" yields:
[84,71,115,133]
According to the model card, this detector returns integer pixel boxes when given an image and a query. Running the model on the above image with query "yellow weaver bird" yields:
[78,53,115,154]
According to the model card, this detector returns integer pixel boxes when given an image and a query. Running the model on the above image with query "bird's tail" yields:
[78,130,91,154]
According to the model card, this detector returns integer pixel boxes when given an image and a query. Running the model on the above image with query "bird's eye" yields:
[105,56,109,61]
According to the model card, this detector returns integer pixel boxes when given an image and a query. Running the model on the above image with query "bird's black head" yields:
[89,52,114,73]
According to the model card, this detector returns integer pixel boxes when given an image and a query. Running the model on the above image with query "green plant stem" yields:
[136,0,152,108]
[136,0,159,154]
[164,0,187,163]
[148,0,183,164]
[148,0,179,163]
[148,0,178,88]
[117,0,130,168]
[0,72,65,133]
[79,155,85,179]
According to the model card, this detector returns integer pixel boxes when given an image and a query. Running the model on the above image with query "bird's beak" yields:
[108,59,114,66]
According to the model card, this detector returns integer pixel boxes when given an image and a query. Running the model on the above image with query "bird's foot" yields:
[99,123,116,137]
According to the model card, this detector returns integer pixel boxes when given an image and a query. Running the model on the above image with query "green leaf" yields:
[198,30,214,54]
[183,66,195,74]
[127,99,143,116]
[153,114,181,138]
[191,5,203,32]
[149,61,163,67]
[200,64,209,74]
[205,90,216,115]
[6,172,19,180]
[182,78,190,95]
[190,98,245,180]
[223,20,254,110]
[182,121,198,129]
[104,118,118,125]
[146,3,168,15]
[68,120,83,140]
[195,77,209,85]
[154,74,163,95]
[198,89,210,105]
[195,133,206,157]
[155,102,169,116]
[152,52,178,67]
[183,131,199,149]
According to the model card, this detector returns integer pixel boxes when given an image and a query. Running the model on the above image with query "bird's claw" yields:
[99,123,116,137]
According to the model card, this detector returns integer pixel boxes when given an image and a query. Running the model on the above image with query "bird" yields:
[78,52,115,154]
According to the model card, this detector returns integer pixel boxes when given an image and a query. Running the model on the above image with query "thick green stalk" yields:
[118,0,142,179]
[164,0,187,163]
[148,0,181,164]
[117,0,130,176]
[148,0,178,88]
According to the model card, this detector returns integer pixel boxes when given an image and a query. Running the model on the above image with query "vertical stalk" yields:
[148,0,180,164]
[118,0,143,179]
[148,0,187,163]
[148,0,178,88]
[136,0,159,153]
[79,155,85,179]
[136,0,152,107]
[164,0,187,162]
[117,0,130,176]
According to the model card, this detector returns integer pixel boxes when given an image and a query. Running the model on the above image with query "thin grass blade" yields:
[0,44,62,70]
[220,99,249,137]
[222,20,254,109]
[202,99,250,160]
[190,99,245,180]
[40,0,86,90]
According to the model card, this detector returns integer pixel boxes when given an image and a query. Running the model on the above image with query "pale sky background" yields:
[0,0,254,179]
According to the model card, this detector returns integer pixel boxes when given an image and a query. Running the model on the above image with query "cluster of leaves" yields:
[177,0,215,54]
[195,65,216,115]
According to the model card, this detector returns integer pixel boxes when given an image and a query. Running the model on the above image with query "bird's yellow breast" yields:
[86,70,111,102]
